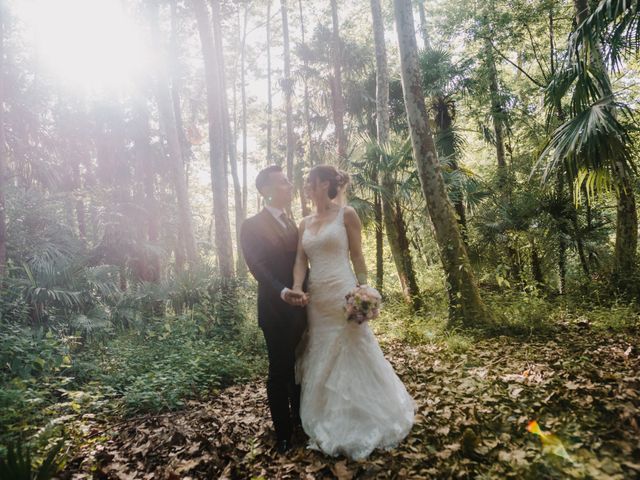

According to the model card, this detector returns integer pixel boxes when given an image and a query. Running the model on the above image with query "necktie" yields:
[280,212,295,231]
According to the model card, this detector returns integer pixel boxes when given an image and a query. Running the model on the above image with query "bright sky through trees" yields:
[12,0,152,93]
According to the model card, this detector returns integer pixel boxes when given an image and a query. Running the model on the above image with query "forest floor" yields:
[60,319,640,480]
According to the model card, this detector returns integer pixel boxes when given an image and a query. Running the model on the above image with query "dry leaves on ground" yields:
[61,323,640,479]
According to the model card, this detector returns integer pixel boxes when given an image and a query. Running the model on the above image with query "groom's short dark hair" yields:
[255,165,283,195]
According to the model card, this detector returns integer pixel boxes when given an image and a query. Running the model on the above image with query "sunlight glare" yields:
[16,0,151,93]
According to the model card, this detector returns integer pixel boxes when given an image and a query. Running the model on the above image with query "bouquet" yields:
[344,285,382,324]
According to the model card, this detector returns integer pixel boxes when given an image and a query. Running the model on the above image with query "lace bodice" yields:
[302,207,357,326]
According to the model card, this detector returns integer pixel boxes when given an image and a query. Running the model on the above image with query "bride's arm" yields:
[292,218,309,299]
[344,207,368,285]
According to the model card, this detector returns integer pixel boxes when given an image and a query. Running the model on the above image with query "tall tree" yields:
[211,0,246,277]
[484,37,508,180]
[417,0,431,49]
[149,2,198,266]
[240,2,249,216]
[266,0,273,163]
[132,98,161,283]
[192,0,235,279]
[280,0,294,179]
[541,0,638,288]
[370,0,422,308]
[393,0,490,324]
[297,0,311,216]
[0,6,7,278]
[573,0,637,283]
[330,0,347,161]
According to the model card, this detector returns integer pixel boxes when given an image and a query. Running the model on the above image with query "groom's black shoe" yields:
[276,439,291,454]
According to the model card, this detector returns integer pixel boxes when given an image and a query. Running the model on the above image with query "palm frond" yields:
[536,96,635,186]
[570,0,640,69]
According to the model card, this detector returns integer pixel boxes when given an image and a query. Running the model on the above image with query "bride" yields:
[289,164,415,460]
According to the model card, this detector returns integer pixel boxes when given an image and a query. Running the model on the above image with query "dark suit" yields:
[240,208,307,443]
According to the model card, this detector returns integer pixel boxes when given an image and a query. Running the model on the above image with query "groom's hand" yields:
[282,288,308,307]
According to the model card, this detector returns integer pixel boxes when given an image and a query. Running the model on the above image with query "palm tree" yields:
[537,0,638,287]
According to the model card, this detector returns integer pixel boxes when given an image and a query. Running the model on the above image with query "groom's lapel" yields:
[258,208,288,243]
[258,208,298,252]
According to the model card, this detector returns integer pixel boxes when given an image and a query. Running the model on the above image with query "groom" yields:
[240,165,307,454]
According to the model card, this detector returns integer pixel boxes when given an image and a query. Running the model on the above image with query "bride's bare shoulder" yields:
[343,206,359,219]
[299,214,313,229]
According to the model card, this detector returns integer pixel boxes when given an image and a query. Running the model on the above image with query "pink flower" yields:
[344,285,382,323]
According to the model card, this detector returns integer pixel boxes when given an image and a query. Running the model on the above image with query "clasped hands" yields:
[283,287,309,307]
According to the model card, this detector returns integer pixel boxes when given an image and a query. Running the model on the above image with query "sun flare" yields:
[14,0,152,93]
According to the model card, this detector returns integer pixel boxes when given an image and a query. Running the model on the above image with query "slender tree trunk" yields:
[530,239,544,288]
[298,0,311,216]
[241,4,248,217]
[374,191,383,292]
[556,171,567,294]
[394,0,490,324]
[211,0,246,278]
[484,38,507,178]
[266,0,273,163]
[149,3,198,266]
[434,98,467,240]
[550,8,569,292]
[192,0,235,279]
[0,10,7,278]
[371,0,422,307]
[330,0,347,161]
[280,0,294,179]
[169,0,193,170]
[132,100,161,283]
[417,0,431,49]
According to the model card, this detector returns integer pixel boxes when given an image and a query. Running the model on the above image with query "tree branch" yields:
[483,37,546,88]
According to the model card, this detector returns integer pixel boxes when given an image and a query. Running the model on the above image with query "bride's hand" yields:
[285,288,309,307]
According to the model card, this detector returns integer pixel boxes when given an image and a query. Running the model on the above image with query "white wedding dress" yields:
[296,206,415,460]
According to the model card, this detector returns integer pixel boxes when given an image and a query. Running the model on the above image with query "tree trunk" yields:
[614,167,638,282]
[211,0,246,278]
[149,2,198,266]
[374,190,383,292]
[266,0,273,163]
[280,0,294,179]
[484,39,507,173]
[0,10,7,278]
[393,0,490,325]
[371,0,422,307]
[132,101,161,283]
[434,97,467,240]
[298,0,311,216]
[192,0,235,279]
[241,4,248,217]
[556,171,567,294]
[417,0,431,49]
[169,0,193,170]
[530,240,544,288]
[330,0,347,161]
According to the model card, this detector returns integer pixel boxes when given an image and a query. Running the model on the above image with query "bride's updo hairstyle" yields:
[308,165,350,200]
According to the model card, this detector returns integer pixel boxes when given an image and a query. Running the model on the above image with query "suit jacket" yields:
[240,208,307,328]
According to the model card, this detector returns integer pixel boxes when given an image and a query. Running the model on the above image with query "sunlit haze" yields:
[13,0,152,93]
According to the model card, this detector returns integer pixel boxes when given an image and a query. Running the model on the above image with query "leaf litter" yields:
[60,323,639,479]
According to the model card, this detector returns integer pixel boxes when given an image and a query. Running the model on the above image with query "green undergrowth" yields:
[0,302,266,460]
[374,288,640,354]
